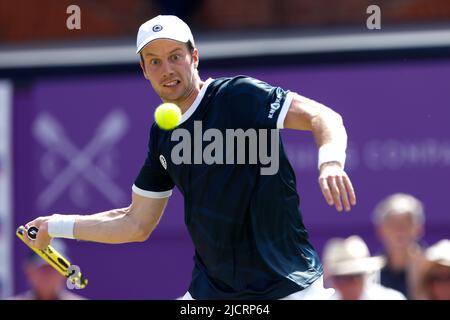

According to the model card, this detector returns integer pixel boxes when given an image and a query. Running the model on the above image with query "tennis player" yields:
[23,15,356,299]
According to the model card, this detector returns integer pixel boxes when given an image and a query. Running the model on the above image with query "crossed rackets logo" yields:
[33,110,129,209]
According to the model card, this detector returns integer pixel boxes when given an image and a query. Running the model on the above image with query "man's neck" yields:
[32,290,60,300]
[177,76,204,114]
[386,250,409,270]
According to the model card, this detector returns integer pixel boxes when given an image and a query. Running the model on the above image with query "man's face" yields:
[25,263,65,300]
[377,213,423,250]
[426,264,450,300]
[140,39,199,106]
[331,274,365,300]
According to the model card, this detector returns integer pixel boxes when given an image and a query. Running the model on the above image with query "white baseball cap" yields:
[136,15,195,54]
[426,239,450,267]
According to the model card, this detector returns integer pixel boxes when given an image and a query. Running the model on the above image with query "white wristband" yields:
[318,143,346,170]
[47,214,78,239]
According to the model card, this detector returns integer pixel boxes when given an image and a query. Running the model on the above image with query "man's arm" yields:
[21,192,169,250]
[283,94,356,212]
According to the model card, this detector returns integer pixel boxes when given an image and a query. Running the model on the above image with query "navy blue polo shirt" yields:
[134,76,323,299]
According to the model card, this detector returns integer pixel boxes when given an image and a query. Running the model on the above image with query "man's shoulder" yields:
[211,75,274,100]
[212,75,267,91]
[368,283,407,300]
[58,290,88,300]
[5,290,34,300]
[5,290,88,300]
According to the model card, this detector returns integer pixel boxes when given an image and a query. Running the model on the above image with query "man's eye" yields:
[171,54,180,61]
[150,59,159,65]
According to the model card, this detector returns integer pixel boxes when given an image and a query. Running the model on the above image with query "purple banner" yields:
[13,59,450,299]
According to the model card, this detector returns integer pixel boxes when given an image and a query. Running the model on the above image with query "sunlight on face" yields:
[140,39,199,108]
[426,264,450,300]
[26,264,65,300]
[332,274,365,300]
[379,214,422,249]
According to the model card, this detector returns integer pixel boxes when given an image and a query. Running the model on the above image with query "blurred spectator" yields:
[9,239,86,300]
[323,235,406,300]
[418,239,450,300]
[373,193,426,299]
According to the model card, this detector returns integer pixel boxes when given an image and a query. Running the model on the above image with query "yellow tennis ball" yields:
[154,103,182,130]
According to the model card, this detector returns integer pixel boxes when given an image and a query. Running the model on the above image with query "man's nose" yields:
[161,60,174,78]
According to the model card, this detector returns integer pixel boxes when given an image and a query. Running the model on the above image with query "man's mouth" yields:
[163,80,180,87]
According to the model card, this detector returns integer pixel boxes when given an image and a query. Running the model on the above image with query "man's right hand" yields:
[22,217,52,250]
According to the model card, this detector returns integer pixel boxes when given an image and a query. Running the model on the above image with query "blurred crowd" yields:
[323,193,449,300]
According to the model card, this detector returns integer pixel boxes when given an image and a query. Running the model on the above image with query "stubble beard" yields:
[161,71,196,106]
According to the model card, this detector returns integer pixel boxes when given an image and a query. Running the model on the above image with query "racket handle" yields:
[16,225,88,289]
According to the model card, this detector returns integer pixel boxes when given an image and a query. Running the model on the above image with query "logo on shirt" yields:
[159,155,167,170]
[268,88,283,119]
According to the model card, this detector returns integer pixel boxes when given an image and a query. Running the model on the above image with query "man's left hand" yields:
[318,162,356,212]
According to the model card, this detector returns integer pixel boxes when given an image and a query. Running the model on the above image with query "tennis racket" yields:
[16,225,88,289]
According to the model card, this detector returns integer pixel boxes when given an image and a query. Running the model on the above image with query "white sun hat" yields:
[136,15,195,54]
[425,239,450,267]
[372,193,425,226]
[323,235,385,276]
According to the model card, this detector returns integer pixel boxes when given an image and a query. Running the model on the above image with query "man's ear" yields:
[192,48,199,69]
[375,225,384,241]
[414,223,424,240]
[140,58,149,80]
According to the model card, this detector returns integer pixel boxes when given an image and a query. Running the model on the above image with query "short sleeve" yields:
[133,125,175,198]
[226,76,295,129]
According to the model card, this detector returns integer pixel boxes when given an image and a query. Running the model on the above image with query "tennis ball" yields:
[154,103,182,130]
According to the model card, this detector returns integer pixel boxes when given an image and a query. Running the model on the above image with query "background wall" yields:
[1,0,450,43]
